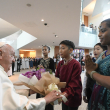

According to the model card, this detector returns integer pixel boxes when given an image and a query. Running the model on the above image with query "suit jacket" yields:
[17,58,22,65]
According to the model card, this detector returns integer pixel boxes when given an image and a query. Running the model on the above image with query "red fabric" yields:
[55,59,82,107]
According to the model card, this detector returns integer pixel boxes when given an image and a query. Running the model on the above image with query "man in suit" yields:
[17,57,21,72]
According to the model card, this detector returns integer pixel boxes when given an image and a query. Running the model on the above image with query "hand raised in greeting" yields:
[85,55,98,74]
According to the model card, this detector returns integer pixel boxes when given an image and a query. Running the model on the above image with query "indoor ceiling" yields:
[0,0,81,50]
[83,0,96,16]
[0,18,19,38]
[83,0,110,17]
[92,0,110,16]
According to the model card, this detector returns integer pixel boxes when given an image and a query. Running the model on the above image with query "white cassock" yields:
[82,72,87,97]
[14,58,17,72]
[22,58,25,69]
[7,66,12,76]
[25,58,29,69]
[0,65,46,110]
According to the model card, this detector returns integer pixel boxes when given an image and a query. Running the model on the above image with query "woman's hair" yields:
[94,43,107,51]
[101,18,110,28]
[59,40,75,50]
[42,45,50,51]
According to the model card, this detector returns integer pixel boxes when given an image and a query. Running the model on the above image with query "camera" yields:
[44,23,47,26]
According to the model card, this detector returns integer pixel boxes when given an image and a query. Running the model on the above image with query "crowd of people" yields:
[81,22,97,34]
[16,57,40,70]
[1,18,110,110]
[7,57,42,77]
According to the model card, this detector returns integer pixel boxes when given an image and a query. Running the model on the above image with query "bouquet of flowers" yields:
[14,70,67,105]
[18,69,45,85]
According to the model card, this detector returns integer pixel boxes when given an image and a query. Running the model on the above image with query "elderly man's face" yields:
[2,45,15,72]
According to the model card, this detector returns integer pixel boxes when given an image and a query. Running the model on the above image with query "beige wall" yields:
[36,49,42,58]
[19,51,36,58]
[82,14,84,23]
[54,46,59,58]
[88,13,103,43]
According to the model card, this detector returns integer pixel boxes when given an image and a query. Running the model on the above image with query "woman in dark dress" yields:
[37,45,55,110]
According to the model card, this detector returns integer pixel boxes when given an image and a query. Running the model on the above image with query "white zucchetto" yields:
[0,42,6,48]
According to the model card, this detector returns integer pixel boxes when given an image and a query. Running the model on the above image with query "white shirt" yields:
[0,65,46,110]
[25,58,29,69]
[22,58,25,69]
[82,72,87,96]
[54,58,56,62]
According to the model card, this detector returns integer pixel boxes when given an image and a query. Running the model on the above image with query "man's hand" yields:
[44,90,61,105]
[85,55,98,74]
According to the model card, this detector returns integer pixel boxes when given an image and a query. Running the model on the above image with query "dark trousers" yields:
[54,62,56,69]
[36,93,54,110]
[17,63,20,72]
[12,62,14,75]
[62,103,78,110]
[86,88,92,103]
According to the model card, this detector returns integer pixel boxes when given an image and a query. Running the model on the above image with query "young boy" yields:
[55,40,82,110]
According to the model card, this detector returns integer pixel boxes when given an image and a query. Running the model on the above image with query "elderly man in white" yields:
[0,42,61,110]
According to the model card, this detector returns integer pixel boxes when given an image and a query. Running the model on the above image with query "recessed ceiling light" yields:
[55,35,58,37]
[41,19,44,21]
[27,4,31,7]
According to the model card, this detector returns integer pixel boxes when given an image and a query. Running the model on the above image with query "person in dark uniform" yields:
[12,61,15,75]
[17,57,21,72]
[34,58,38,69]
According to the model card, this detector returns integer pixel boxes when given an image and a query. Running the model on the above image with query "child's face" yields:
[98,22,110,46]
[94,45,103,59]
[59,44,71,58]
[42,46,49,56]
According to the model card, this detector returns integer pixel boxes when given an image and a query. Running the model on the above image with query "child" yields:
[83,43,107,104]
[38,45,54,73]
[55,40,82,110]
[37,45,54,110]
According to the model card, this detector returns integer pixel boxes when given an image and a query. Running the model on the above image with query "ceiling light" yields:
[27,4,31,7]
[55,35,58,37]
[41,19,44,21]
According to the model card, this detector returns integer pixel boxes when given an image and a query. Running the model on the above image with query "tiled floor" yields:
[9,69,87,110]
